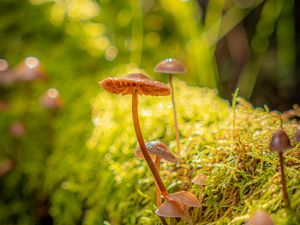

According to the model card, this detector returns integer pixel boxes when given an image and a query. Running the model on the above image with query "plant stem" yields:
[169,74,181,157]
[132,91,169,199]
[278,152,290,209]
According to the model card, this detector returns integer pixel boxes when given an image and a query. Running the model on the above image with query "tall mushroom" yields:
[135,140,178,206]
[154,58,186,157]
[270,129,292,209]
[100,73,170,200]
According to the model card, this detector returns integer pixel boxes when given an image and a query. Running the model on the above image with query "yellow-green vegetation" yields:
[88,80,300,224]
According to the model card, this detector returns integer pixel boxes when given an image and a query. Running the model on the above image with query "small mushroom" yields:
[135,140,178,206]
[155,58,186,157]
[155,200,185,218]
[157,191,201,225]
[12,57,47,82]
[294,125,300,143]
[192,173,207,221]
[246,210,274,225]
[9,122,26,138]
[269,129,292,209]
[100,73,170,200]
[0,159,13,177]
[192,173,207,186]
[40,88,63,110]
[0,59,15,86]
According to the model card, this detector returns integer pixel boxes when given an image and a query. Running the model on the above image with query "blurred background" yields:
[0,0,299,224]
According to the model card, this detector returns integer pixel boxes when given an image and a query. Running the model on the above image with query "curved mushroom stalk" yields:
[154,156,162,206]
[132,91,168,199]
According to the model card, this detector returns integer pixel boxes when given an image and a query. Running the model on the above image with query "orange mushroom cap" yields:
[99,73,170,96]
[154,58,186,74]
[168,191,201,207]
[155,200,185,218]
[269,129,292,153]
[135,141,178,163]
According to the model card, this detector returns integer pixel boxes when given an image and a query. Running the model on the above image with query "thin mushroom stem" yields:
[278,152,290,209]
[168,74,181,157]
[132,91,169,199]
[184,206,193,225]
[154,156,162,206]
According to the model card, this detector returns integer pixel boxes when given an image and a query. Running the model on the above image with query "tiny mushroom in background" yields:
[192,173,208,222]
[155,58,186,157]
[156,190,201,225]
[40,88,63,110]
[135,140,178,206]
[9,121,26,138]
[12,56,47,82]
[246,210,274,225]
[270,129,292,209]
[0,159,14,177]
[294,125,300,143]
[100,73,170,200]
[0,59,15,86]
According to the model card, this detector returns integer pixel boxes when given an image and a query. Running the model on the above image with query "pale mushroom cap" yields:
[154,58,186,74]
[155,200,185,218]
[13,57,47,81]
[192,173,208,186]
[99,73,170,96]
[246,210,274,225]
[270,129,292,153]
[168,191,201,207]
[135,141,178,163]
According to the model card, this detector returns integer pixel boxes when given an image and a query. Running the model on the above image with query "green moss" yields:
[88,80,300,224]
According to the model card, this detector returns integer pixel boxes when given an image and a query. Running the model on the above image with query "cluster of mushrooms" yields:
[0,57,63,177]
[99,58,299,224]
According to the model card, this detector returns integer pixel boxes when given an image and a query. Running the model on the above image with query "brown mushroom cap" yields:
[155,200,185,218]
[135,141,178,163]
[99,73,170,96]
[192,173,208,186]
[246,210,274,225]
[154,58,186,74]
[168,191,201,207]
[270,129,292,153]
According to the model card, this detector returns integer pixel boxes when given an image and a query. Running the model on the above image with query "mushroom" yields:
[269,129,292,209]
[135,140,178,206]
[0,159,13,177]
[100,73,170,200]
[0,59,15,86]
[154,58,186,157]
[9,121,26,138]
[246,210,274,225]
[192,173,208,221]
[40,88,63,110]
[156,191,201,225]
[12,56,47,82]
[294,125,300,143]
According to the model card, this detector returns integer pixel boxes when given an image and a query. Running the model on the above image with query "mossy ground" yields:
[89,80,300,225]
